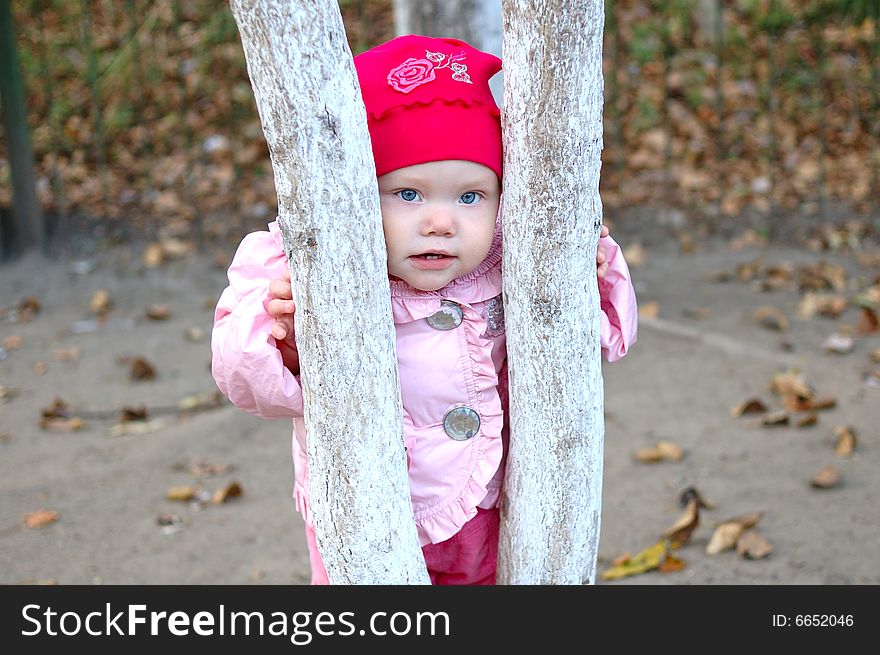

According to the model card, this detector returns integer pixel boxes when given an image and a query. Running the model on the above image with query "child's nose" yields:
[422,207,456,237]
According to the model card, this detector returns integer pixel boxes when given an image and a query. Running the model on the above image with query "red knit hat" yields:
[354,35,503,179]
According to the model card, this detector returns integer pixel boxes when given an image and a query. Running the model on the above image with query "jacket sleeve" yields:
[598,235,638,363]
[210,221,305,418]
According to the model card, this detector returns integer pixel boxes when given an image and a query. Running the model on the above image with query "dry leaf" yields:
[798,292,847,319]
[731,398,768,417]
[119,406,149,422]
[707,522,744,555]
[757,410,789,427]
[212,481,243,504]
[0,385,18,400]
[706,511,764,555]
[39,417,85,432]
[177,391,223,412]
[167,485,200,501]
[664,497,699,549]
[145,304,172,320]
[633,440,683,463]
[658,553,686,573]
[601,540,667,581]
[89,289,113,315]
[679,485,715,509]
[638,301,659,319]
[52,347,80,362]
[822,333,854,354]
[833,426,857,457]
[794,412,818,428]
[753,306,789,331]
[41,397,75,419]
[17,296,41,316]
[130,357,156,381]
[24,509,59,528]
[856,307,879,334]
[144,243,165,268]
[770,370,814,398]
[811,465,841,489]
[871,347,880,363]
[809,396,837,411]
[184,327,206,342]
[623,243,647,267]
[2,334,23,350]
[736,529,774,560]
[109,419,169,437]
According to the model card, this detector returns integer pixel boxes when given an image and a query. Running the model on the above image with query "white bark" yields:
[497,0,607,584]
[229,0,429,584]
[392,0,503,103]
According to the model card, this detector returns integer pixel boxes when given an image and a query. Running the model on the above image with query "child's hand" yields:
[267,267,300,374]
[597,224,610,279]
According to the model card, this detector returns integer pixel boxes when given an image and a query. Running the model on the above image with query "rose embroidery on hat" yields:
[387,50,473,94]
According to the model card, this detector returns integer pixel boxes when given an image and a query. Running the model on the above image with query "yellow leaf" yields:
[601,540,667,581]
[25,509,59,528]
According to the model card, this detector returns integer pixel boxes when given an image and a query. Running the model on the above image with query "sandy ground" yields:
[1,222,878,585]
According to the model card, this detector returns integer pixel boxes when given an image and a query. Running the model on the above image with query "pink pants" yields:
[305,507,500,585]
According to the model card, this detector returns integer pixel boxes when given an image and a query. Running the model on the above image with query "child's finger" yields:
[268,278,293,301]
[597,261,609,279]
[267,298,295,319]
[599,224,609,239]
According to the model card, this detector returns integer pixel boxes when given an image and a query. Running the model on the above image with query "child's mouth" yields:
[409,253,454,270]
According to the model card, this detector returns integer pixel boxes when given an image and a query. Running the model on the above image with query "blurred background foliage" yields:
[0,0,878,256]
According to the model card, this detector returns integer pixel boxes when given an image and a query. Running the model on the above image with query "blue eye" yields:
[460,192,479,205]
[398,189,420,202]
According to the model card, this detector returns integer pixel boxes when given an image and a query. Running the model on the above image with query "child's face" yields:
[378,160,500,292]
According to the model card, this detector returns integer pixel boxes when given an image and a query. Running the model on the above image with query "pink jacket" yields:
[211,220,637,546]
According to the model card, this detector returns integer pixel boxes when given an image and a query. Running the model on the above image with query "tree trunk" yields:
[392,0,503,103]
[228,0,429,584]
[0,0,43,257]
[497,0,606,584]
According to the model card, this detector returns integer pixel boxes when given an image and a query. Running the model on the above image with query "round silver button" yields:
[426,301,463,330]
[443,406,480,441]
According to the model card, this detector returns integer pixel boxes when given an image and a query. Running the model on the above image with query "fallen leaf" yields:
[731,398,768,417]
[119,406,149,422]
[736,529,774,559]
[0,385,18,400]
[2,335,22,350]
[809,396,837,411]
[39,417,86,432]
[798,292,847,319]
[822,332,854,354]
[872,347,880,363]
[41,397,75,419]
[144,243,165,268]
[17,296,41,316]
[811,465,841,489]
[52,347,81,362]
[706,511,764,555]
[24,510,59,528]
[754,410,789,427]
[707,522,743,555]
[833,426,856,457]
[679,485,715,509]
[167,485,200,501]
[658,552,686,573]
[184,327,206,342]
[753,306,789,331]
[623,243,647,267]
[130,357,156,381]
[109,419,169,437]
[770,370,814,398]
[601,540,667,581]
[633,440,683,463]
[794,412,818,428]
[145,304,172,320]
[89,289,113,315]
[638,301,659,319]
[664,497,699,549]
[212,481,243,504]
[856,307,879,334]
[176,391,223,412]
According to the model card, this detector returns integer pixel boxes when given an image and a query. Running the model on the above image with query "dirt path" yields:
[1,229,877,584]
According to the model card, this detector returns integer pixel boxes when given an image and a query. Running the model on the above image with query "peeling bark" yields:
[229,0,428,584]
[497,0,606,584]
